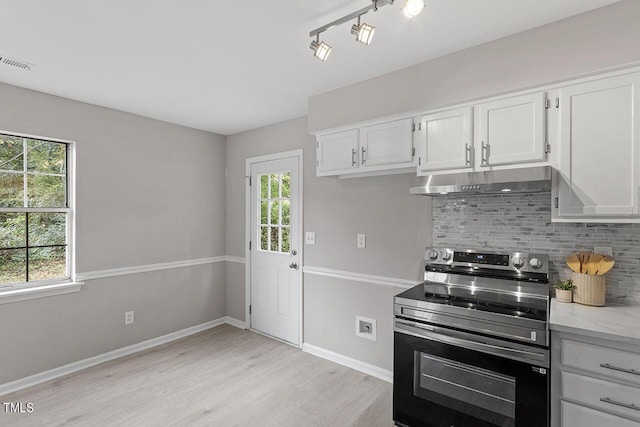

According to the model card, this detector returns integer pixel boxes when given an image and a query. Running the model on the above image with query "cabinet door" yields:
[359,118,414,168]
[561,400,639,427]
[419,107,473,172]
[556,73,640,217]
[316,129,359,176]
[477,92,546,167]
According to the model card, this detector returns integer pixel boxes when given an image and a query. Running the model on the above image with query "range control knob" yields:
[512,256,525,269]
[441,250,452,261]
[529,257,543,269]
[427,250,439,260]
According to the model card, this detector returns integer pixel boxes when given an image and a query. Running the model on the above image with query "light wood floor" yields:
[0,325,392,426]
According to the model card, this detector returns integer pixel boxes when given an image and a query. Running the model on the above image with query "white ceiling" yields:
[0,0,623,135]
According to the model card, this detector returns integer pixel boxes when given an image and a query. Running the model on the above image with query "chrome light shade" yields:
[351,21,375,45]
[310,39,332,62]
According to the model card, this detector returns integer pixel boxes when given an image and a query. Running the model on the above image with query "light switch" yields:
[305,232,316,245]
[357,234,366,249]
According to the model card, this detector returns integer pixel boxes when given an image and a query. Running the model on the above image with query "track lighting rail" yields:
[309,0,394,38]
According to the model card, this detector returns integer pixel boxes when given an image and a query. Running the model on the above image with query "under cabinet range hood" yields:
[409,166,552,196]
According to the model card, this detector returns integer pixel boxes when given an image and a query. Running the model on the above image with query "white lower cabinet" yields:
[562,401,639,427]
[552,332,640,426]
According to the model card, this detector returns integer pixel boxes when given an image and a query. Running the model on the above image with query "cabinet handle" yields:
[481,141,489,166]
[351,148,356,166]
[465,144,471,166]
[361,146,367,164]
[600,363,640,376]
[600,397,640,412]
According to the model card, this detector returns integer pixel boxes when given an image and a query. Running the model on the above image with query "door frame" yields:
[245,149,304,348]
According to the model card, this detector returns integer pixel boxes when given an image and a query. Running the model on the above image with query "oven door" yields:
[393,319,549,427]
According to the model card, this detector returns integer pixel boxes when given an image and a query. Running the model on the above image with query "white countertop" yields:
[550,299,640,344]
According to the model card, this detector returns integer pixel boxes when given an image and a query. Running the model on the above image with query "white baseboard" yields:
[224,316,247,329]
[0,316,239,397]
[302,343,392,383]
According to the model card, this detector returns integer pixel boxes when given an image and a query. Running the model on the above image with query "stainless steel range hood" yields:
[410,166,552,196]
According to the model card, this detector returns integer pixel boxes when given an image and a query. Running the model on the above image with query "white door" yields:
[419,107,473,172]
[476,92,546,167]
[250,155,300,345]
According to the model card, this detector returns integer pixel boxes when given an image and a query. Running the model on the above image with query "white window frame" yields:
[0,130,81,304]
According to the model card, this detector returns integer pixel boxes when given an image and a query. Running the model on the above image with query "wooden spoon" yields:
[596,256,615,275]
[578,252,591,273]
[587,253,603,275]
[566,255,581,273]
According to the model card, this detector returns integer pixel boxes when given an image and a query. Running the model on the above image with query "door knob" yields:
[289,262,298,269]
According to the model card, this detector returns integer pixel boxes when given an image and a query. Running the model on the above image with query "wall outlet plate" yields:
[355,315,376,341]
[124,311,135,325]
[357,234,366,249]
[305,231,316,245]
[594,246,613,256]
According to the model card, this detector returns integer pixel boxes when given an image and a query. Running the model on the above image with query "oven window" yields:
[414,352,516,427]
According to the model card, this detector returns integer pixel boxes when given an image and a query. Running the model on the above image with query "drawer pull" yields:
[600,363,640,376]
[600,397,640,412]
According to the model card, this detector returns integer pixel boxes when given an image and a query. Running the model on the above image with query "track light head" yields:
[351,17,375,45]
[402,0,425,18]
[310,38,332,61]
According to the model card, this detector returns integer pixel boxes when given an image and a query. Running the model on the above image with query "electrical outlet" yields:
[594,246,613,256]
[124,311,135,325]
[355,315,376,341]
[305,231,316,245]
[357,234,366,249]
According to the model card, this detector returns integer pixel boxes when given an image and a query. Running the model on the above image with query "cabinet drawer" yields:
[562,400,640,427]
[562,371,640,421]
[562,339,640,385]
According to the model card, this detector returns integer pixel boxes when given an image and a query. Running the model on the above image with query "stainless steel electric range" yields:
[393,248,550,427]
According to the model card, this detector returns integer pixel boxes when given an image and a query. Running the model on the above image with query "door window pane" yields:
[270,201,280,225]
[282,200,290,226]
[260,175,268,199]
[282,227,290,253]
[260,226,269,250]
[270,227,279,252]
[260,201,268,225]
[270,174,280,198]
[282,172,291,198]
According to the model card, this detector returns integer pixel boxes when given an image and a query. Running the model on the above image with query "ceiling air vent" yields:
[0,56,33,71]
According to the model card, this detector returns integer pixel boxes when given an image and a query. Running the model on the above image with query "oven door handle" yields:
[394,318,548,366]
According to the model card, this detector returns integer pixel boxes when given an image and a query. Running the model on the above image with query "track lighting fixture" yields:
[351,15,375,45]
[402,0,425,18]
[310,35,332,62]
[309,0,425,61]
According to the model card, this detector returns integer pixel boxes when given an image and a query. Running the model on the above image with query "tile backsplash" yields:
[432,192,640,304]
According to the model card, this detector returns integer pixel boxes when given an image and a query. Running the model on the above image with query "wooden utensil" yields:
[587,253,603,275]
[566,255,581,273]
[595,256,615,275]
[578,252,591,273]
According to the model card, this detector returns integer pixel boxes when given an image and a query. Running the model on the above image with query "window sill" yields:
[0,281,84,305]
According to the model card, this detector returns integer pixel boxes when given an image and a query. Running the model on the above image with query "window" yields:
[259,172,291,253]
[0,132,73,288]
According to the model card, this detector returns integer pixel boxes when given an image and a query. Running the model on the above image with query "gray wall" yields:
[0,83,227,384]
[308,0,640,132]
[225,116,430,370]
[432,193,640,305]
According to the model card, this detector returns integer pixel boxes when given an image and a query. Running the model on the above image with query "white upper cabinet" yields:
[476,92,546,168]
[359,118,414,169]
[315,118,415,177]
[316,129,359,176]
[553,72,640,220]
[418,107,473,173]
